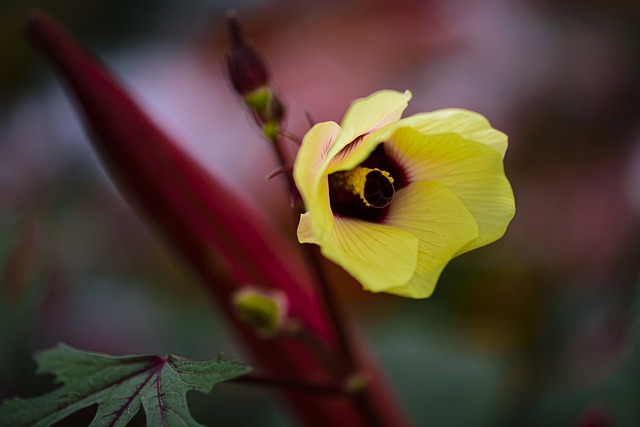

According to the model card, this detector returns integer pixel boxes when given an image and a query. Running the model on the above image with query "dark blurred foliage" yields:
[0,0,249,106]
[1,0,640,426]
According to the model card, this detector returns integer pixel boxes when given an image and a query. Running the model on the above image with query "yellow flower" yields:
[293,90,515,298]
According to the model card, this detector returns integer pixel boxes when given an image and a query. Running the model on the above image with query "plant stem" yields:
[302,244,356,373]
[278,129,302,145]
[225,15,405,426]
[276,323,345,375]
[269,134,385,427]
[266,164,293,180]
[270,135,296,192]
[231,373,343,395]
[270,134,356,373]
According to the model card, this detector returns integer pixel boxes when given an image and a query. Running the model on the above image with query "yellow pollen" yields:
[335,167,395,207]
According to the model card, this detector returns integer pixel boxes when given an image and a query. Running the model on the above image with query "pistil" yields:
[331,167,395,208]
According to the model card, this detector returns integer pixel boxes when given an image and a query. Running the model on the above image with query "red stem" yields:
[24,10,411,427]
[269,135,386,427]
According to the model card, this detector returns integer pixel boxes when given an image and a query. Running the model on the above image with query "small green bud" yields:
[343,372,371,394]
[232,287,288,338]
[245,86,286,130]
[244,87,272,113]
[262,120,279,140]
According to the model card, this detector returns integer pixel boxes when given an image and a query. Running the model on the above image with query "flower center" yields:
[332,167,395,208]
[328,143,407,222]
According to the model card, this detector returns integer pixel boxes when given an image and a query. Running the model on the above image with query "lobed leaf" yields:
[0,344,251,427]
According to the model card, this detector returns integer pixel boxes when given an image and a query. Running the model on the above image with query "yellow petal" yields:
[294,121,341,203]
[296,212,318,244]
[369,109,507,158]
[320,217,419,293]
[327,134,372,174]
[383,181,478,298]
[385,264,448,299]
[327,90,412,172]
[293,122,342,238]
[387,127,515,255]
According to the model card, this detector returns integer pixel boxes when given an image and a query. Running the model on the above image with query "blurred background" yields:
[1,0,640,425]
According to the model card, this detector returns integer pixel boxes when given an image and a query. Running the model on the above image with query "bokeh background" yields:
[2,0,640,426]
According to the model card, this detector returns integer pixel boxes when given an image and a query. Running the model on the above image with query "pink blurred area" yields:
[3,0,638,271]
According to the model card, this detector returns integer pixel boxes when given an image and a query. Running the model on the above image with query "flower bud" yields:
[231,287,289,338]
[225,13,286,131]
[225,13,270,97]
[343,372,371,394]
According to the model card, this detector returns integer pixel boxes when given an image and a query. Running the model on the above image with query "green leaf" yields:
[0,343,252,427]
